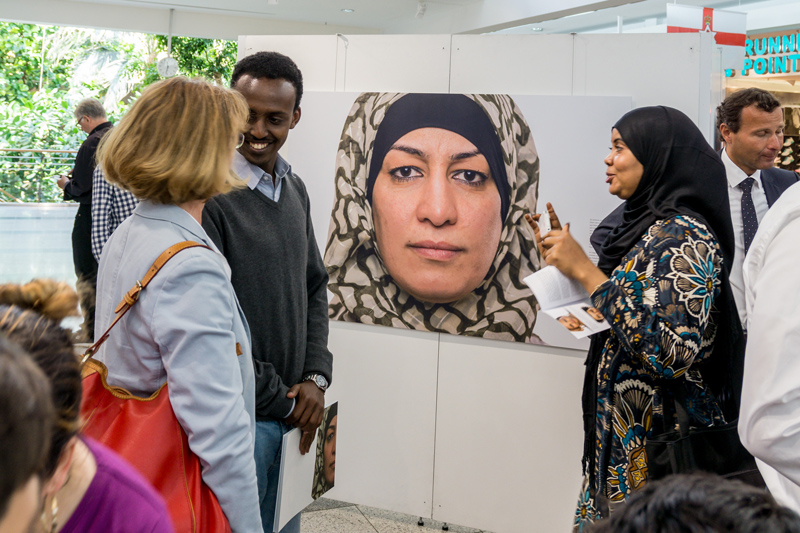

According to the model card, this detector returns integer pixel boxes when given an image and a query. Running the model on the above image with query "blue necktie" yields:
[739,177,758,255]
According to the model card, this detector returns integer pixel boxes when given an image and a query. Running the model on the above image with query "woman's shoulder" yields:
[641,214,718,251]
[63,438,173,532]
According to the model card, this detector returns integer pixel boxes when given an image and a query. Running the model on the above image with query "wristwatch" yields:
[303,373,328,392]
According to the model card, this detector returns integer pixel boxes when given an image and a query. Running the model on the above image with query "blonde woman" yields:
[94,77,263,532]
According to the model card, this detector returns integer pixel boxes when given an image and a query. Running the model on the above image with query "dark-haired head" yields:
[0,335,53,521]
[589,473,800,533]
[716,88,781,138]
[0,280,82,478]
[231,51,303,110]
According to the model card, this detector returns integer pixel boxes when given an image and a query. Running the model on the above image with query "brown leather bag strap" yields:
[81,241,212,365]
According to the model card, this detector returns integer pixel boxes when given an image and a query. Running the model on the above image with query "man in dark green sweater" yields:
[202,52,332,533]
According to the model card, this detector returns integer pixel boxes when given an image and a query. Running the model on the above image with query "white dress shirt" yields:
[721,148,769,327]
[739,181,800,514]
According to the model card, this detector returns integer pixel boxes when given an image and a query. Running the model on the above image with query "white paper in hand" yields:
[523,265,590,310]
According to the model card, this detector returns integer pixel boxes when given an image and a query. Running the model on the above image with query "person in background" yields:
[202,51,333,533]
[0,279,173,532]
[0,336,53,533]
[739,181,800,514]
[90,166,137,262]
[588,473,800,533]
[56,99,113,341]
[716,88,798,326]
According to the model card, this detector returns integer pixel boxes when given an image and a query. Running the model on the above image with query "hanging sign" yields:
[667,4,747,72]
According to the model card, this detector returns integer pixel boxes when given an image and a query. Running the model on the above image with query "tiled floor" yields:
[300,499,492,533]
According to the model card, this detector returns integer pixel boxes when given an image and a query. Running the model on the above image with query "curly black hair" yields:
[588,473,800,533]
[231,51,303,110]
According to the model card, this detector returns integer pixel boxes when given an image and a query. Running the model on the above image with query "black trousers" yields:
[72,203,97,340]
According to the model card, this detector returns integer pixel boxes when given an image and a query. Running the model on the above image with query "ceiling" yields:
[3,0,798,38]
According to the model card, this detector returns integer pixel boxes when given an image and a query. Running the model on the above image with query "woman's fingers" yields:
[525,213,547,256]
[546,202,563,231]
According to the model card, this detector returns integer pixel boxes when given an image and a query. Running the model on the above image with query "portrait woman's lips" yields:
[408,240,464,261]
[605,173,614,184]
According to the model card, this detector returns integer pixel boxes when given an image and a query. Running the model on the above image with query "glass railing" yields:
[0,148,77,203]
[0,202,78,285]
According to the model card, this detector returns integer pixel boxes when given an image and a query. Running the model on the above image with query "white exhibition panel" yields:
[324,321,440,518]
[278,91,358,249]
[239,33,718,530]
[450,35,576,95]
[433,334,586,533]
[237,35,340,92]
[571,32,718,142]
[284,91,631,351]
[340,35,452,93]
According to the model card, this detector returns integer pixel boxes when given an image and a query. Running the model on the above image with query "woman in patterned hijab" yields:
[325,92,541,342]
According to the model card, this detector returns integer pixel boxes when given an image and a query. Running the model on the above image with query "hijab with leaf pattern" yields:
[324,92,541,342]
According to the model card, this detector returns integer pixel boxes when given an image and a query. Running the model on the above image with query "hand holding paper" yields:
[527,202,608,295]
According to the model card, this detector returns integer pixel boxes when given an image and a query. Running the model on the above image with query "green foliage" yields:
[126,35,237,87]
[0,22,71,104]
[0,22,237,202]
[0,89,85,201]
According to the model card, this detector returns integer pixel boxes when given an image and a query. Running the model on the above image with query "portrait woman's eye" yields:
[326,429,335,443]
[389,166,424,181]
[453,169,490,186]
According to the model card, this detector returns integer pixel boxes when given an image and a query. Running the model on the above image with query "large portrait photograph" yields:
[324,92,542,343]
[280,91,630,349]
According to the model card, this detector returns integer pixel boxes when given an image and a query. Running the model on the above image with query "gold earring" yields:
[40,495,58,533]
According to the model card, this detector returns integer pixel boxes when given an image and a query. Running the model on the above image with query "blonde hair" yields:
[98,77,249,204]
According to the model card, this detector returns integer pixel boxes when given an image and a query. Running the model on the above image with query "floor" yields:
[299,499,492,533]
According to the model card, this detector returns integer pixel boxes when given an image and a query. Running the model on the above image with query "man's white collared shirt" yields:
[721,148,769,327]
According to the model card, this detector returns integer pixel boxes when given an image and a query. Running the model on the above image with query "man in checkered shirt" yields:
[91,166,138,262]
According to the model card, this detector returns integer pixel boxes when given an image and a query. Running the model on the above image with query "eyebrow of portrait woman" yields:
[388,143,484,163]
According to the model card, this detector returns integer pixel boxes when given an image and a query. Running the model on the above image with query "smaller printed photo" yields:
[557,313,586,333]
[581,306,605,323]
[543,303,610,339]
[311,402,338,500]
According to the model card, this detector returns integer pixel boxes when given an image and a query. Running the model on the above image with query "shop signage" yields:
[739,33,800,76]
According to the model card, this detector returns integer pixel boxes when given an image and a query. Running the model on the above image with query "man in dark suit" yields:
[716,88,798,326]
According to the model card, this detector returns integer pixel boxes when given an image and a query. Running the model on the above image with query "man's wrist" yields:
[303,373,328,392]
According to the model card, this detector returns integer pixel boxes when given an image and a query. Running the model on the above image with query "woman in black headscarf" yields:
[529,106,743,529]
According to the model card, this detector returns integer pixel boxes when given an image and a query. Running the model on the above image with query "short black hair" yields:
[231,51,303,110]
[716,88,781,138]
[588,473,800,533]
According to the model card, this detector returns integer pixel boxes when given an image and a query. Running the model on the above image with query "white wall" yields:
[243,32,718,533]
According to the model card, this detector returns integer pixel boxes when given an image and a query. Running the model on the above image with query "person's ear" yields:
[719,123,733,145]
[42,438,77,496]
[290,107,301,130]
